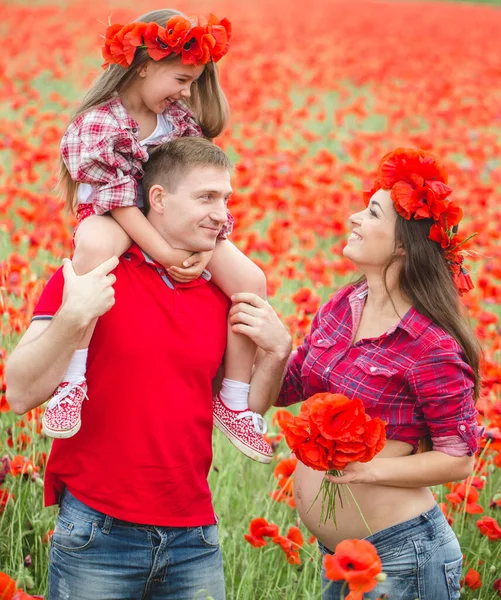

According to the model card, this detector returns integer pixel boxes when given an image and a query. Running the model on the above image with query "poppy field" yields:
[1,0,501,598]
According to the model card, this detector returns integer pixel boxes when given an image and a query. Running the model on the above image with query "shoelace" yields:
[235,411,268,435]
[46,382,88,410]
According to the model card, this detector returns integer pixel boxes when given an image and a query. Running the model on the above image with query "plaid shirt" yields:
[277,282,483,456]
[61,96,233,239]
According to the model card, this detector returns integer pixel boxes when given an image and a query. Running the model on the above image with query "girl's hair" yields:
[59,8,230,212]
[371,215,480,398]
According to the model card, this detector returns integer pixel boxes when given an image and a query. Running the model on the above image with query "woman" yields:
[231,148,483,599]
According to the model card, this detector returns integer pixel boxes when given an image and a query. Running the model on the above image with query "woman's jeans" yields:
[49,489,226,600]
[319,504,462,600]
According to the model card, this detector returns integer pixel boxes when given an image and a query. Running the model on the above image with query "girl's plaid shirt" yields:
[61,96,233,238]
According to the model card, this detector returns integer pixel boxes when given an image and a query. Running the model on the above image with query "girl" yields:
[233,148,483,598]
[41,8,272,464]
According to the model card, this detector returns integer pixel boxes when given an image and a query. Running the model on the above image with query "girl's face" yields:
[138,59,205,114]
[343,188,402,271]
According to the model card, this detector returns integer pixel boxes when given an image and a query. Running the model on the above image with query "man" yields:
[6,138,291,600]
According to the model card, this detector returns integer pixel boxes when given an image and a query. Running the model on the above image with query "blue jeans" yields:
[319,504,462,600]
[49,490,225,600]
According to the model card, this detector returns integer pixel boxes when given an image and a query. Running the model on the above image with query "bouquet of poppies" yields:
[283,392,386,527]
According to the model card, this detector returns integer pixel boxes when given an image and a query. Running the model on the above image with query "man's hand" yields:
[61,256,118,326]
[229,293,292,358]
[167,251,213,283]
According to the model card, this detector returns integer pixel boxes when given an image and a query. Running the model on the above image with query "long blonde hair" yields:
[59,8,230,212]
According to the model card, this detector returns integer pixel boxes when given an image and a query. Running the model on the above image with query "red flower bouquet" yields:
[283,392,386,526]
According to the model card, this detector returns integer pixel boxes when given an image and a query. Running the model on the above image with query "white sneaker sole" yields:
[42,420,81,439]
[213,417,272,464]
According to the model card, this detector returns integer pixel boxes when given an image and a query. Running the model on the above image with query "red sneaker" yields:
[42,381,88,438]
[213,393,273,463]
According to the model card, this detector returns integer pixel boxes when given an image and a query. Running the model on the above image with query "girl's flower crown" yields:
[364,148,475,294]
[102,14,231,69]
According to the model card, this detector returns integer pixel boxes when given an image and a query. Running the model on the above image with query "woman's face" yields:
[342,188,401,271]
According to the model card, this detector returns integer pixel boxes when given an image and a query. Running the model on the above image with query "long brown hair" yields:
[381,216,481,399]
[59,8,230,212]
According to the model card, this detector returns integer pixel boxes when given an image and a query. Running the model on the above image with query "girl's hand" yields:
[166,251,213,283]
[324,461,378,485]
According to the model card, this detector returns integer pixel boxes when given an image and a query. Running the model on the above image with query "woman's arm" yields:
[229,293,292,414]
[6,257,117,415]
[326,451,474,487]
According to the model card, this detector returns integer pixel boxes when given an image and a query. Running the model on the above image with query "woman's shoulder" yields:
[316,281,364,324]
[405,310,467,369]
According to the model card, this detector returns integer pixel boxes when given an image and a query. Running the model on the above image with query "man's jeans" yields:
[319,504,462,600]
[49,490,226,600]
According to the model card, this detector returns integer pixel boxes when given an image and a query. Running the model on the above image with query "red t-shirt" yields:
[33,245,229,526]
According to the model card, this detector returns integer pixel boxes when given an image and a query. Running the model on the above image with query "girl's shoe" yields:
[213,393,273,463]
[42,381,88,438]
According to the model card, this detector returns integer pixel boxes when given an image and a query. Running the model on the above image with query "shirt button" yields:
[370,366,377,372]
[459,424,466,431]
[131,127,138,133]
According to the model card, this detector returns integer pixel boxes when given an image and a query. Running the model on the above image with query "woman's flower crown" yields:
[364,148,475,294]
[102,14,231,69]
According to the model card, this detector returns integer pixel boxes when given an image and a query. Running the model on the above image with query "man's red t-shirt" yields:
[32,245,229,526]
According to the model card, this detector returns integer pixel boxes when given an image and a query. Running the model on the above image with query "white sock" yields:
[63,349,88,382]
[219,378,250,411]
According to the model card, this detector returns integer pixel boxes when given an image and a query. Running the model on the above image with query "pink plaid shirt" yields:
[61,96,233,238]
[277,282,483,456]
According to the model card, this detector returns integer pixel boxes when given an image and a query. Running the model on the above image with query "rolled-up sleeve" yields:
[408,339,484,456]
[61,114,148,215]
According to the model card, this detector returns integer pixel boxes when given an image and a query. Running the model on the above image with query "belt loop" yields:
[102,515,113,535]
[422,510,435,539]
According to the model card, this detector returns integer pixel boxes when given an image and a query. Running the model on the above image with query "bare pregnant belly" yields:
[294,440,436,551]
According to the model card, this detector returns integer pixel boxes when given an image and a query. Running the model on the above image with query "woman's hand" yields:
[167,251,213,283]
[325,461,379,485]
[230,293,292,358]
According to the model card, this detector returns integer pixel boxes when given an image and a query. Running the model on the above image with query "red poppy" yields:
[0,572,16,600]
[244,517,279,548]
[157,16,192,53]
[476,516,501,541]
[283,393,385,524]
[446,483,484,514]
[464,567,482,590]
[272,526,304,564]
[324,539,382,600]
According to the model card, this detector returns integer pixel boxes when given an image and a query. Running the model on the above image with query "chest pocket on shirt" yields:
[348,357,398,407]
[300,328,332,380]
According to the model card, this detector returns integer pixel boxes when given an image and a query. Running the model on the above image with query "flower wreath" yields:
[363,148,475,294]
[102,14,231,69]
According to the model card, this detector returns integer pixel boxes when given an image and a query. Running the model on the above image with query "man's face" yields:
[157,166,232,252]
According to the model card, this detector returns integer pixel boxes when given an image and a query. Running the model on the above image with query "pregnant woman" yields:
[232,148,483,599]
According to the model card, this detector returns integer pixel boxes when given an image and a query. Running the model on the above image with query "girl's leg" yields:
[208,241,272,463]
[42,216,131,439]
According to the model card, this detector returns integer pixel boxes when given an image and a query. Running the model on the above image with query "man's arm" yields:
[229,293,292,415]
[6,256,118,415]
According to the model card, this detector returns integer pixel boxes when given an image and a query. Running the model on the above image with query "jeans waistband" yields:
[319,503,447,554]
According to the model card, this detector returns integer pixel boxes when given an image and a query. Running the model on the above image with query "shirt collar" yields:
[123,244,212,286]
[348,280,432,340]
[107,96,139,131]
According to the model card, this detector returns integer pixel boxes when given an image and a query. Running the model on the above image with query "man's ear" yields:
[149,184,166,214]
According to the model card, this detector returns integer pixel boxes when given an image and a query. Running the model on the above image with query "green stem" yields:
[345,484,373,536]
